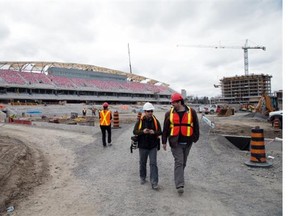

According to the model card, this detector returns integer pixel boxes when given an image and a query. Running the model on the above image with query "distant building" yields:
[218,74,272,104]
[181,89,187,99]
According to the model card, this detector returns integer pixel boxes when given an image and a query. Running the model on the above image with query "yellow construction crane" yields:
[177,39,266,75]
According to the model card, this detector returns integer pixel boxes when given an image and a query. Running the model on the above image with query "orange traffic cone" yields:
[273,118,280,132]
[245,126,272,167]
[112,111,120,128]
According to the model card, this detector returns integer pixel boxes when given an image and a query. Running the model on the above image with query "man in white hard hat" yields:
[133,102,162,190]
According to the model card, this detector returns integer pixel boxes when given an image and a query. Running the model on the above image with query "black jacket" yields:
[133,115,162,149]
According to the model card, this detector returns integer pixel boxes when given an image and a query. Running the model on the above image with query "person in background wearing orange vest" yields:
[133,102,162,190]
[162,93,199,194]
[99,102,112,147]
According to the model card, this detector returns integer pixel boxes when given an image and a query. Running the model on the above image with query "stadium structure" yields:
[0,61,176,105]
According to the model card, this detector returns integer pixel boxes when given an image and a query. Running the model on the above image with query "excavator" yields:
[255,92,278,116]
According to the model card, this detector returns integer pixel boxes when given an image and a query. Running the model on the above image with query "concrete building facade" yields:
[219,74,272,104]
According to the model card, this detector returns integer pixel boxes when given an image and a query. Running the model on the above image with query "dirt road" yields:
[0,112,282,215]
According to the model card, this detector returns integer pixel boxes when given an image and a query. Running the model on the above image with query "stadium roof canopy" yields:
[0,61,169,86]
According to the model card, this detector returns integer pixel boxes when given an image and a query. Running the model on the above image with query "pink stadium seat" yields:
[0,69,170,94]
[20,72,53,85]
[0,70,26,84]
[48,75,76,88]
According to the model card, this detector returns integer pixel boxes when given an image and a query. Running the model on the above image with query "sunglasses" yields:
[146,110,153,113]
[171,101,179,104]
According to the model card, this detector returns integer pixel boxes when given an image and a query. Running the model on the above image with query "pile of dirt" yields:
[0,136,49,214]
[208,114,282,139]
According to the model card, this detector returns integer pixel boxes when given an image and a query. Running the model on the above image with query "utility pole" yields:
[128,43,132,74]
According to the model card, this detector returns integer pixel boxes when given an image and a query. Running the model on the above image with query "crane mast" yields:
[177,39,266,75]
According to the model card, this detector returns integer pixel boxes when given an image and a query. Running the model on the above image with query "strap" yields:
[138,115,158,131]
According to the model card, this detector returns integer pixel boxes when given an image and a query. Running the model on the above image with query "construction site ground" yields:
[0,104,283,216]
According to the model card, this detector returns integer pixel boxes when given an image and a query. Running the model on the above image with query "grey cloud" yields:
[1,1,98,43]
[100,1,201,42]
[195,0,282,37]
[0,23,10,41]
[0,41,40,60]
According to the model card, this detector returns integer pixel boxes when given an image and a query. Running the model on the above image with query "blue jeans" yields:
[139,147,158,185]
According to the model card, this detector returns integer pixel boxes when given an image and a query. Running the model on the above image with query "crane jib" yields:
[177,39,265,76]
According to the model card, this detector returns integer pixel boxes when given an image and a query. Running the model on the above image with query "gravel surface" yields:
[0,111,282,216]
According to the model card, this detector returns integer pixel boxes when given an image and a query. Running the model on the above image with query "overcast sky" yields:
[0,0,283,97]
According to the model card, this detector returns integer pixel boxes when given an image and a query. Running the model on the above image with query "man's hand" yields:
[162,143,167,151]
[144,128,155,134]
[143,128,149,134]
[149,129,154,134]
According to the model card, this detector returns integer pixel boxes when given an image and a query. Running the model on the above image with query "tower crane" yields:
[177,39,266,75]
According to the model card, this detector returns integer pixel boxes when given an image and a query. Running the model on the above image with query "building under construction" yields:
[219,74,272,104]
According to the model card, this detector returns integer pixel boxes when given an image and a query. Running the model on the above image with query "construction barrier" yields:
[245,126,272,167]
[10,119,32,125]
[10,102,38,106]
[201,114,215,128]
[113,111,120,128]
[137,112,142,121]
[273,118,280,132]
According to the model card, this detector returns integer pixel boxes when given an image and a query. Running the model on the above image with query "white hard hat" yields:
[143,102,155,111]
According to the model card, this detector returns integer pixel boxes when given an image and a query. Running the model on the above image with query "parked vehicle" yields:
[198,104,217,114]
[268,110,283,129]
[198,105,207,113]
[208,104,217,114]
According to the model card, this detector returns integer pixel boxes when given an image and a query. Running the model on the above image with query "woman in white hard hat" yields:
[133,102,162,190]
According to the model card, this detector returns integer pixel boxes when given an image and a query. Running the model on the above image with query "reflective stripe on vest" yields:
[169,107,193,136]
[100,110,111,126]
[138,115,158,131]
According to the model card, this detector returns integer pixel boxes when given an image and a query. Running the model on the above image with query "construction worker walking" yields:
[99,102,112,147]
[162,93,200,194]
[133,102,162,190]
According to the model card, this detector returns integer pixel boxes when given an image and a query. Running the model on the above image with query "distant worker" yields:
[92,107,97,116]
[162,93,199,194]
[82,108,87,116]
[99,102,112,147]
[133,102,162,190]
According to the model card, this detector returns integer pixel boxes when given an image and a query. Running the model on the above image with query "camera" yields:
[130,136,138,153]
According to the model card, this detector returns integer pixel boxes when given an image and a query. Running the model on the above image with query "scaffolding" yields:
[219,74,272,104]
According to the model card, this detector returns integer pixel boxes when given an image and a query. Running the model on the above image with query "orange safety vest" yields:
[138,115,158,131]
[99,110,111,126]
[169,107,193,137]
